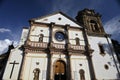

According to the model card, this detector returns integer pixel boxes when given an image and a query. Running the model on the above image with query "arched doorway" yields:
[54,60,66,80]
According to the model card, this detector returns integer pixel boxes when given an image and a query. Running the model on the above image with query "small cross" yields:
[9,61,19,79]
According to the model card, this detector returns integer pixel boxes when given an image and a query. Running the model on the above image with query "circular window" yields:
[55,31,65,41]
[104,64,109,70]
[58,17,61,20]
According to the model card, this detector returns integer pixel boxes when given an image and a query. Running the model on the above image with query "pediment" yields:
[31,12,82,28]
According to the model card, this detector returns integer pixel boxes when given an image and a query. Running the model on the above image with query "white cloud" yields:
[0,28,11,33]
[0,39,19,55]
[104,15,120,42]
[0,39,12,55]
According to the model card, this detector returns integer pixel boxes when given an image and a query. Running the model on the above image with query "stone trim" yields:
[50,22,55,43]
[65,24,70,44]
[30,21,83,30]
[87,32,106,37]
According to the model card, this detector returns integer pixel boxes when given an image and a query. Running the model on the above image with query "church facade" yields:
[2,9,120,80]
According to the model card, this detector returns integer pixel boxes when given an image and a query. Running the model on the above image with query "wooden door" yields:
[54,60,66,80]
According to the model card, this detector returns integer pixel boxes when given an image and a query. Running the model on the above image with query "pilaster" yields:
[50,22,55,43]
[65,24,70,44]
[46,53,53,80]
[19,51,27,80]
[66,53,72,80]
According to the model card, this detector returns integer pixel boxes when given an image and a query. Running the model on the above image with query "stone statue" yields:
[80,69,85,80]
[33,68,40,80]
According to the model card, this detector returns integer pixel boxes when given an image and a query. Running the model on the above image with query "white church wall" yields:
[3,62,18,80]
[88,36,120,79]
[29,25,49,42]
[19,28,29,45]
[22,56,31,80]
[9,49,23,61]
[3,28,27,80]
[35,13,81,28]
[71,55,91,80]
[107,38,120,72]
[3,48,23,80]
[69,30,85,45]
[23,53,47,80]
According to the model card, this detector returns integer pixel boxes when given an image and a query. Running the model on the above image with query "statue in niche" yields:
[39,34,44,42]
[79,69,85,80]
[33,68,40,80]
[75,37,80,45]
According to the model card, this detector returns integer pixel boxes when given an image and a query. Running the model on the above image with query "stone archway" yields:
[54,60,66,80]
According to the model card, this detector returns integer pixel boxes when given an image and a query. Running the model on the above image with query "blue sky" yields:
[0,0,120,54]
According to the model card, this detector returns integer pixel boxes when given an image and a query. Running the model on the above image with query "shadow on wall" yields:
[103,43,120,78]
[117,73,120,79]
[103,43,119,65]
[103,43,112,56]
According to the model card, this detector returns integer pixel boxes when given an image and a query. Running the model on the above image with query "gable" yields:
[32,12,82,28]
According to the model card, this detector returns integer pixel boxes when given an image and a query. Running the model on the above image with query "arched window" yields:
[39,34,44,42]
[79,69,85,80]
[75,37,80,45]
[33,68,40,80]
[90,20,99,32]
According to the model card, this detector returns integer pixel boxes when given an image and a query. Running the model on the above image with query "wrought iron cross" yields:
[9,60,19,79]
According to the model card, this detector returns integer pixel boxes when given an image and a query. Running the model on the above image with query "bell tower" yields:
[76,8,105,36]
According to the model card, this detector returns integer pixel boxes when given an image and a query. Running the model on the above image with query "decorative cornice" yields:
[87,31,107,37]
[29,21,83,30]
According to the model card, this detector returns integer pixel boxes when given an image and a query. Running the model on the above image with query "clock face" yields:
[55,32,65,41]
